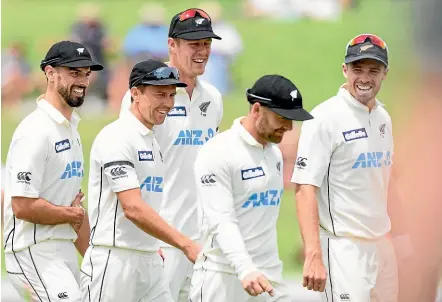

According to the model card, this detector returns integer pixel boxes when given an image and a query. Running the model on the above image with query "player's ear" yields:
[250,102,261,116]
[130,87,139,102]
[45,66,56,82]
[342,63,348,78]
[382,66,389,80]
[168,38,178,54]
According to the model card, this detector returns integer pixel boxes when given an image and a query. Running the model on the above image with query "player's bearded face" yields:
[256,108,292,144]
[174,38,212,77]
[344,59,388,106]
[56,67,90,108]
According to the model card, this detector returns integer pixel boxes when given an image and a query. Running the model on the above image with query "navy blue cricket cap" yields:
[129,60,187,88]
[344,34,389,67]
[246,75,313,121]
[168,8,221,40]
[40,41,103,71]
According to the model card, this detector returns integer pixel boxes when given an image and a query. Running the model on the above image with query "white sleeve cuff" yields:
[214,220,257,281]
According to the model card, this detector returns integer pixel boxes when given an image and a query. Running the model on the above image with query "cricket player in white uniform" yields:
[80,60,200,302]
[292,34,398,301]
[3,41,103,302]
[189,75,314,301]
[119,8,223,301]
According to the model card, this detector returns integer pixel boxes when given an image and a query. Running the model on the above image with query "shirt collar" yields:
[338,84,385,112]
[120,110,153,136]
[232,117,264,148]
[176,77,201,99]
[36,95,81,127]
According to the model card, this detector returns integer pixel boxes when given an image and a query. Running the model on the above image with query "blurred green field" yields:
[1,0,412,275]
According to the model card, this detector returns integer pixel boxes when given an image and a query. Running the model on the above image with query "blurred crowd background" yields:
[2,0,442,301]
[2,0,365,113]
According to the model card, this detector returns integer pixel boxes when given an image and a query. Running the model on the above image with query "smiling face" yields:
[52,66,91,108]
[131,84,177,129]
[169,38,212,77]
[343,59,388,107]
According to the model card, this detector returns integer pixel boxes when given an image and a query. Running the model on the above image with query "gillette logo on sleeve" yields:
[55,139,71,153]
[241,167,265,180]
[342,128,368,142]
[167,106,187,117]
[138,150,154,161]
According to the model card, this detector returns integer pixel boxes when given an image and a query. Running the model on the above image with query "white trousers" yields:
[5,239,81,302]
[80,246,173,302]
[161,246,193,302]
[189,269,291,302]
[320,231,398,302]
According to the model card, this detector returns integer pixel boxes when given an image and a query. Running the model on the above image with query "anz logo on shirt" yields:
[140,176,163,192]
[242,189,283,208]
[173,128,215,146]
[352,151,392,169]
[60,161,84,179]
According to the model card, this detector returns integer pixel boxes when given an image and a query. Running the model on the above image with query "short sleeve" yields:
[97,135,140,193]
[291,116,334,187]
[8,133,49,198]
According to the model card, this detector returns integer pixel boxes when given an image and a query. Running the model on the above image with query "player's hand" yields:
[302,250,327,292]
[70,192,85,233]
[182,240,200,263]
[241,271,274,297]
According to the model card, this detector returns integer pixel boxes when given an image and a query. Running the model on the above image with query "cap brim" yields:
[60,59,104,71]
[344,55,388,67]
[176,30,222,40]
[269,107,314,121]
[140,78,187,87]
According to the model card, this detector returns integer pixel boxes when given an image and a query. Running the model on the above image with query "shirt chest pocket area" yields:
[233,165,281,209]
[136,151,164,195]
[53,137,84,181]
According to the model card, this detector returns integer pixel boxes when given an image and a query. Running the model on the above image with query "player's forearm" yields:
[214,220,257,280]
[12,197,76,225]
[74,213,90,257]
[295,187,322,255]
[124,202,191,251]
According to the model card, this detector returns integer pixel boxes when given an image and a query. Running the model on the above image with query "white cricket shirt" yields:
[88,111,165,252]
[193,118,284,281]
[120,78,223,243]
[292,86,394,239]
[3,98,83,253]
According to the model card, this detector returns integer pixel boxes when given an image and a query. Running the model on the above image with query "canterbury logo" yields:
[110,167,127,177]
[58,292,69,299]
[201,174,216,185]
[17,172,32,182]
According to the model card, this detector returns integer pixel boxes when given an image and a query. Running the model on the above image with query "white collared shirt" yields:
[88,111,165,252]
[4,98,83,253]
[292,86,394,239]
[193,118,284,281]
[120,78,223,243]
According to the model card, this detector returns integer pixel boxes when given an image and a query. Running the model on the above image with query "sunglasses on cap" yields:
[170,8,211,32]
[178,8,211,21]
[133,67,180,87]
[347,34,388,51]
